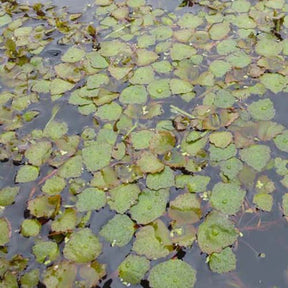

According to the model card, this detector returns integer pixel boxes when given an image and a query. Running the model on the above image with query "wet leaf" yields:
[175,175,210,193]
[131,130,154,150]
[209,144,237,162]
[21,219,41,237]
[150,131,176,155]
[120,85,148,104]
[43,261,76,288]
[260,73,287,94]
[61,46,85,63]
[210,182,246,215]
[132,225,170,260]
[253,193,273,212]
[16,165,39,183]
[25,141,52,166]
[43,120,68,140]
[64,228,102,263]
[148,79,171,99]
[240,145,271,172]
[170,79,193,94]
[168,193,201,224]
[137,151,164,174]
[58,155,83,178]
[282,193,288,216]
[146,166,175,190]
[219,157,243,180]
[76,188,106,212]
[28,195,60,218]
[0,186,19,206]
[209,131,233,148]
[51,208,77,233]
[197,211,238,254]
[32,241,59,263]
[208,247,236,273]
[42,176,66,195]
[130,189,169,224]
[82,142,112,172]
[108,184,140,213]
[100,214,135,247]
[0,218,10,246]
[148,259,197,288]
[248,99,275,121]
[118,254,150,285]
[274,131,288,153]
[20,269,39,288]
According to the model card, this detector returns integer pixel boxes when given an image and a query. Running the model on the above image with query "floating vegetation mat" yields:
[1,0,288,287]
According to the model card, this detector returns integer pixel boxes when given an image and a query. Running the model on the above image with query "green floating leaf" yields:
[86,51,109,68]
[168,193,201,224]
[130,66,154,85]
[50,79,74,95]
[132,225,170,260]
[16,165,39,183]
[51,208,77,233]
[170,43,196,61]
[120,85,148,104]
[130,189,169,224]
[208,247,236,273]
[214,90,235,108]
[148,259,197,288]
[150,26,173,41]
[146,166,175,190]
[240,145,271,172]
[58,155,83,178]
[108,184,140,214]
[197,211,238,254]
[25,141,52,166]
[82,142,112,172]
[76,188,106,212]
[209,144,237,162]
[274,131,288,153]
[118,254,150,285]
[209,21,230,40]
[43,261,76,288]
[20,269,39,288]
[209,60,231,78]
[100,214,135,247]
[253,193,273,212]
[28,195,60,218]
[209,131,233,148]
[178,13,203,28]
[0,186,19,206]
[0,14,12,27]
[131,130,154,150]
[136,49,159,66]
[137,151,164,174]
[282,193,288,216]
[64,229,102,263]
[0,218,10,246]
[219,157,243,180]
[210,182,246,215]
[42,175,66,195]
[175,175,210,193]
[255,175,275,194]
[43,120,68,140]
[95,102,122,121]
[255,38,282,57]
[32,241,59,264]
[248,99,275,121]
[260,73,287,94]
[61,46,85,63]
[87,74,109,89]
[150,131,176,155]
[21,219,41,237]
[147,79,171,99]
[170,79,193,94]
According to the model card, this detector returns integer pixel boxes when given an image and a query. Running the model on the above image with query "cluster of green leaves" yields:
[0,0,288,287]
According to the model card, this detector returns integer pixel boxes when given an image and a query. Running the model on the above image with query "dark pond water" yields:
[1,0,288,287]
